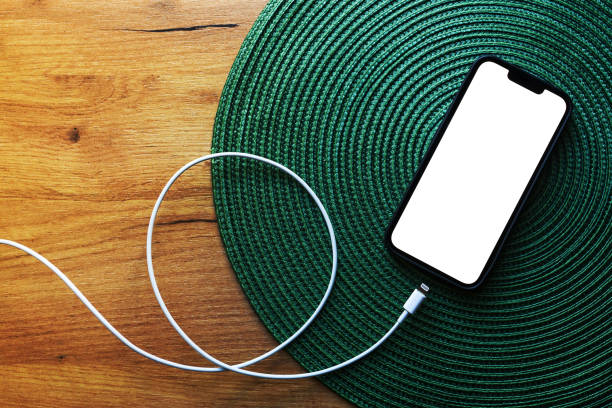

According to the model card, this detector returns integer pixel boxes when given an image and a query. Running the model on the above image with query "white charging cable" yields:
[0,152,428,379]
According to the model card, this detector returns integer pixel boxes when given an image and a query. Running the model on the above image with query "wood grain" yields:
[0,1,350,406]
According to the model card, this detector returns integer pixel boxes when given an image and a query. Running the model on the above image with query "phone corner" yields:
[383,227,400,256]
[561,91,573,117]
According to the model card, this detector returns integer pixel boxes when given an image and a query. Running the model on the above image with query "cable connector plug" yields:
[403,283,429,314]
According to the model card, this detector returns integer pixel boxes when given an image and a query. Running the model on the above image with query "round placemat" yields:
[211,1,611,406]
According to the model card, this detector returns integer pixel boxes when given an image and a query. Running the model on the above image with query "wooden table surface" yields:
[0,1,350,406]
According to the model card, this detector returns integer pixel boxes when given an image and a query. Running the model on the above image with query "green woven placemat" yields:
[211,1,611,406]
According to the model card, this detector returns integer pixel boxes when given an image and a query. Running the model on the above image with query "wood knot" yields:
[68,127,80,143]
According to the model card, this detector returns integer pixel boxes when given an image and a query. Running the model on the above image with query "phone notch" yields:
[507,68,545,94]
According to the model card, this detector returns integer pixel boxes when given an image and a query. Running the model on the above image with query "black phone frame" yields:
[385,55,572,290]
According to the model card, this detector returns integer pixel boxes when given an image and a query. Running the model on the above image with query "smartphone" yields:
[386,56,571,289]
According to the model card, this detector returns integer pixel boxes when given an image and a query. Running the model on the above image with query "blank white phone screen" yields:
[391,61,567,285]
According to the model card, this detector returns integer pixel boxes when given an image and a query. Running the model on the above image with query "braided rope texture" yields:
[211,1,611,406]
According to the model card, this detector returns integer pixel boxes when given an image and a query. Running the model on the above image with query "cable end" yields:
[403,283,428,314]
